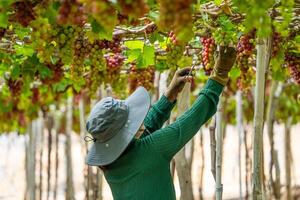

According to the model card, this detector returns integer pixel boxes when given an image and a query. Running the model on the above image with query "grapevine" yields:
[271,32,282,58]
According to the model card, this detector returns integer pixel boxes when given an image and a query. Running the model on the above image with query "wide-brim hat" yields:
[86,87,150,166]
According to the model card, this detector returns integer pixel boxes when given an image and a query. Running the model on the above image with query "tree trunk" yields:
[252,36,271,200]
[96,169,103,200]
[53,112,61,200]
[198,129,205,200]
[236,90,244,200]
[266,81,283,199]
[215,97,223,200]
[65,96,75,200]
[174,83,194,200]
[38,113,44,200]
[285,117,292,200]
[25,120,37,200]
[46,115,54,200]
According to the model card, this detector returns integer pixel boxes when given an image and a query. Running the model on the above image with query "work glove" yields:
[164,67,193,102]
[210,46,237,86]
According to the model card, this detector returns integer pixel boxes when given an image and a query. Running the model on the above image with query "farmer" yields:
[85,46,236,200]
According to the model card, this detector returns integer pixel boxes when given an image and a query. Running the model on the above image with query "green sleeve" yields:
[141,95,176,138]
[140,79,224,160]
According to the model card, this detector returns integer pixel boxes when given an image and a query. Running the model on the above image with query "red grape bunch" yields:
[41,61,64,85]
[166,31,185,69]
[285,53,300,85]
[201,37,216,75]
[105,53,125,82]
[236,33,255,91]
[57,0,87,26]
[7,78,23,101]
[271,32,282,58]
[129,65,155,93]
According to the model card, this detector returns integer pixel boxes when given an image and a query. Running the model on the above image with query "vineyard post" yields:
[285,117,292,200]
[236,90,244,200]
[252,35,271,200]
[215,95,223,200]
[174,82,194,200]
[266,81,283,199]
[65,95,75,200]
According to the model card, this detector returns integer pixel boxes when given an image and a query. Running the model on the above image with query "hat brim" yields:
[86,86,150,166]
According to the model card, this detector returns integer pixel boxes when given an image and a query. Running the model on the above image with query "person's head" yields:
[85,87,150,167]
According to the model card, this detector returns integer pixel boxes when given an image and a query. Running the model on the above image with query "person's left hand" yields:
[164,67,193,102]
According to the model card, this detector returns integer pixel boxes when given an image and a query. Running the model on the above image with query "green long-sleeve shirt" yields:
[103,79,224,200]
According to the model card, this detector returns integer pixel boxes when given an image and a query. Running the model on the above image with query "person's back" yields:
[104,138,176,200]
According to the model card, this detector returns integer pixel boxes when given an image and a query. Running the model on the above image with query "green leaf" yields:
[177,56,192,68]
[53,79,71,92]
[44,3,59,24]
[229,67,241,80]
[0,12,8,28]
[14,44,34,57]
[14,27,31,40]
[124,40,144,50]
[126,49,142,63]
[149,32,164,43]
[142,45,155,66]
[38,65,52,79]
[11,65,21,79]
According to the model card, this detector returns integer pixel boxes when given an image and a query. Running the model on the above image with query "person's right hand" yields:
[210,46,237,86]
[164,67,193,102]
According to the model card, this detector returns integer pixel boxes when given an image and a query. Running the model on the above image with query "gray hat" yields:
[85,87,150,166]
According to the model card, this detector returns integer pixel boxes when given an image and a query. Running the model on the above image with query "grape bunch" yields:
[71,35,89,79]
[212,27,237,46]
[271,32,282,58]
[129,65,155,93]
[166,31,185,69]
[98,36,122,53]
[10,1,35,27]
[236,33,255,91]
[157,0,193,42]
[105,53,125,83]
[117,0,148,20]
[201,37,216,75]
[57,0,87,26]
[285,53,300,85]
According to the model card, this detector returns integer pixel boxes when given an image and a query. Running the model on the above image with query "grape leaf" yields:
[142,45,155,66]
[14,44,34,57]
[124,40,144,50]
[126,49,142,63]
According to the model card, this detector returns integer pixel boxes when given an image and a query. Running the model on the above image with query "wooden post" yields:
[252,36,271,200]
[266,81,283,199]
[285,117,292,200]
[236,90,244,200]
[174,83,194,200]
[65,95,75,200]
[215,96,223,200]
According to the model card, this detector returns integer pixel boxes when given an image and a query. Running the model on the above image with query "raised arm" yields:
[141,79,223,160]
[143,95,176,134]
[140,46,236,160]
